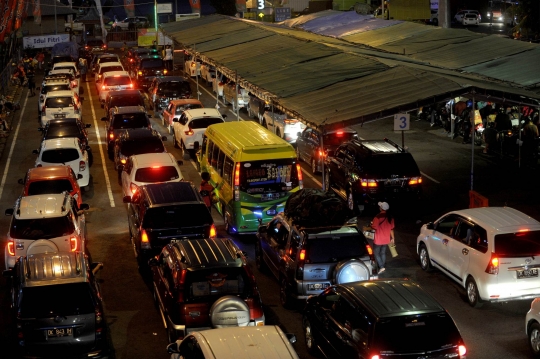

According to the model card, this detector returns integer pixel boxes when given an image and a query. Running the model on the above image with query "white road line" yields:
[86,81,115,207]
[302,168,322,188]
[421,171,440,184]
[0,94,28,201]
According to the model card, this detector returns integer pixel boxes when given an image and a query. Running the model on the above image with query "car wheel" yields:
[279,277,294,309]
[347,190,356,212]
[419,244,432,271]
[466,277,483,308]
[303,319,320,356]
[311,157,318,174]
[255,242,267,274]
[529,322,540,357]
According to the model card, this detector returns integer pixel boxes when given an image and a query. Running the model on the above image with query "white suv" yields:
[4,193,89,269]
[262,109,306,144]
[98,71,132,105]
[33,137,91,190]
[40,90,82,127]
[526,298,540,357]
[120,152,184,198]
[49,62,79,77]
[172,108,226,151]
[417,207,540,308]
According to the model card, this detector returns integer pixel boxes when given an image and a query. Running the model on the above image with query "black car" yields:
[122,48,159,71]
[296,126,358,174]
[148,76,192,113]
[84,38,107,53]
[303,279,467,359]
[39,118,93,166]
[325,138,422,215]
[101,105,152,158]
[122,182,216,268]
[113,128,167,174]
[3,252,109,358]
[130,54,167,90]
[103,89,146,115]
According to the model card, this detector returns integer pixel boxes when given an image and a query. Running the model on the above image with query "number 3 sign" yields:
[394,113,410,131]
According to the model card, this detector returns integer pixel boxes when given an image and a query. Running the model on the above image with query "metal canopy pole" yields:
[235,70,239,121]
[470,94,475,191]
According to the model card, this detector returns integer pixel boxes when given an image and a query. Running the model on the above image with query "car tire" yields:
[419,244,432,271]
[303,318,320,356]
[255,242,268,274]
[279,277,294,309]
[529,322,540,357]
[466,276,483,308]
[347,190,356,213]
[311,157,318,174]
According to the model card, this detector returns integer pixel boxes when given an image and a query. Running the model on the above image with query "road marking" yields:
[0,94,28,201]
[301,168,322,187]
[421,171,440,184]
[87,81,115,207]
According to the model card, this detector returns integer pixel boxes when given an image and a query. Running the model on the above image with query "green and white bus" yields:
[197,121,303,234]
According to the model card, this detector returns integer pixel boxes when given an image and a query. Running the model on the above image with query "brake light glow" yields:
[184,129,194,136]
[129,83,134,88]
[121,159,126,164]
[70,237,78,251]
[234,163,241,186]
[299,249,306,261]
[141,230,149,243]
[130,183,139,194]
[191,63,196,68]
[336,131,343,136]
[7,241,15,256]
[109,133,114,140]
[209,224,217,238]
[296,163,303,189]
[79,161,86,172]
[366,244,373,256]
[485,253,499,274]
[458,345,467,357]
[361,179,377,187]
[318,150,326,158]
[151,166,161,169]
[370,356,380,359]
[519,229,530,232]
[163,69,168,75]
[102,85,106,90]
[409,177,422,185]
[138,71,142,75]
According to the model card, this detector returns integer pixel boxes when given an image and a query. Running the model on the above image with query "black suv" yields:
[122,48,159,71]
[149,238,265,342]
[3,252,109,358]
[255,189,375,308]
[148,76,192,113]
[296,126,358,174]
[101,105,152,158]
[103,89,146,114]
[122,182,216,268]
[131,54,167,90]
[325,138,422,214]
[303,279,467,359]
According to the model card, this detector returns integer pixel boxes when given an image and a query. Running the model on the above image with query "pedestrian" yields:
[27,68,36,96]
[370,202,395,274]
[522,117,539,161]
[164,44,173,71]
[152,40,158,50]
[482,121,497,154]
[200,172,215,212]
[78,57,87,82]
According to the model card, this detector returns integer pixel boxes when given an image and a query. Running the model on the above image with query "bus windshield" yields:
[240,159,300,195]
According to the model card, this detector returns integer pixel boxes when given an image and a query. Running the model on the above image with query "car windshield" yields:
[304,236,368,263]
[20,283,94,318]
[100,65,123,74]
[143,204,213,228]
[465,14,477,18]
[324,132,356,146]
[239,159,300,194]
[189,117,223,129]
[158,81,190,92]
[104,76,131,86]
[494,230,540,256]
[185,267,251,302]
[45,124,81,138]
[10,216,75,240]
[361,153,420,177]
[110,95,143,108]
[45,97,73,108]
[41,148,80,163]
[374,313,462,352]
[28,179,74,195]
[98,57,117,64]
[134,166,179,182]
[55,66,76,72]
[112,113,148,129]
[42,84,70,94]
[52,56,73,63]
[175,104,202,115]
[141,59,164,68]
[120,138,164,156]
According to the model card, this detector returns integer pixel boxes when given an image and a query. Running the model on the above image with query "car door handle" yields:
[442,239,449,245]
[462,248,469,255]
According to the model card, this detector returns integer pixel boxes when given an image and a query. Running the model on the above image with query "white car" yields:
[46,69,80,97]
[417,207,540,308]
[120,153,183,198]
[184,55,201,77]
[64,19,85,32]
[200,64,216,86]
[38,77,72,113]
[95,61,124,88]
[33,137,91,190]
[114,16,149,30]
[454,9,481,23]
[91,53,120,74]
[262,110,306,144]
[526,298,540,357]
[98,71,132,105]
[172,108,226,151]
[222,81,250,112]
[40,90,83,127]
[462,13,480,26]
[3,193,89,270]
[50,61,79,77]
[167,326,299,359]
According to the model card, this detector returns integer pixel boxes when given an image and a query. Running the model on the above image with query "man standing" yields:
[78,57,88,82]
[370,202,395,274]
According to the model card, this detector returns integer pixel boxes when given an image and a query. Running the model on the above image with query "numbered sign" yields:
[258,0,265,10]
[394,113,410,131]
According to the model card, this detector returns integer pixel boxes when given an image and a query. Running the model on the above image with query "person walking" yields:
[370,202,395,274]
[522,117,539,161]
[36,52,45,70]
[27,68,36,96]
[200,172,215,212]
[164,44,173,71]
[79,57,88,82]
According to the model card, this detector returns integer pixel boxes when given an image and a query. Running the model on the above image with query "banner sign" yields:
[124,0,135,17]
[23,34,70,49]
[0,0,15,43]
[33,0,41,25]
[188,0,201,13]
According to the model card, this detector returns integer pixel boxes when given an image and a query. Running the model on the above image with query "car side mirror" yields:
[79,203,90,211]
[78,174,83,179]
[426,222,434,230]
[17,178,24,185]
[286,333,297,344]
[122,195,132,203]
[100,117,107,122]
[172,118,179,123]
[91,262,103,275]
[5,208,14,216]
[32,149,39,154]
[85,124,91,128]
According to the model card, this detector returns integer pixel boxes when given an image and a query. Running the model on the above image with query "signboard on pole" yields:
[394,113,410,131]
[275,7,291,21]
[157,3,172,13]
[23,34,70,49]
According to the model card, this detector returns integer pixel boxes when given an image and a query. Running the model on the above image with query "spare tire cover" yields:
[210,295,250,328]
[334,259,370,284]
[26,240,59,255]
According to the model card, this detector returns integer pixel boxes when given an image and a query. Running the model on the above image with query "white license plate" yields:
[261,193,280,201]
[308,283,330,291]
[54,114,66,118]
[47,328,72,337]
[517,268,538,279]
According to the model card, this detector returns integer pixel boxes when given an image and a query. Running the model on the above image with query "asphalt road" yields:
[1,61,539,359]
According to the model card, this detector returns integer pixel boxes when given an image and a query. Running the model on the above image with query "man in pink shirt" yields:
[371,202,395,274]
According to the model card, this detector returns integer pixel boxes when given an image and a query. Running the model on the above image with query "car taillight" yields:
[370,356,380,359]
[184,129,194,136]
[176,269,187,302]
[130,182,139,194]
[79,161,86,172]
[296,163,303,189]
[296,249,306,279]
[458,345,467,357]
[98,74,102,79]
[102,44,108,50]
[366,244,373,256]
[163,69,168,75]
[209,224,217,238]
[485,253,499,274]
[7,241,15,256]
[141,229,151,249]
[408,177,422,185]
[361,179,377,187]
[102,85,106,90]
[318,150,326,158]
[41,105,46,114]
[191,63,196,68]
[129,83,133,88]
[121,158,126,164]
[109,132,114,140]
[138,71,142,75]
[70,237,78,252]
[234,162,241,201]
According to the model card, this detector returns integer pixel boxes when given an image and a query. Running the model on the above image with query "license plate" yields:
[308,283,330,291]
[54,114,66,118]
[47,328,72,337]
[170,239,180,243]
[385,179,401,186]
[261,193,280,201]
[517,268,538,279]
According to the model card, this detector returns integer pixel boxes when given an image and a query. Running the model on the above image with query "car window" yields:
[467,226,488,253]
[143,204,212,228]
[20,283,94,318]
[158,81,190,92]
[304,236,368,263]
[435,214,460,236]
[45,97,74,108]
[110,95,144,108]
[100,65,123,74]
[45,124,81,138]
[42,84,70,94]
[141,59,164,68]
[120,138,164,156]
[112,113,149,129]
[361,153,420,177]
[41,148,80,163]
[28,179,73,195]
[189,117,223,129]
[10,216,75,239]
[494,230,540,256]
[134,166,179,182]
[185,267,251,300]
[104,76,131,86]
[269,220,289,249]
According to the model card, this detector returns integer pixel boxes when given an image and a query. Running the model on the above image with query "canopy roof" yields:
[161,13,540,131]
